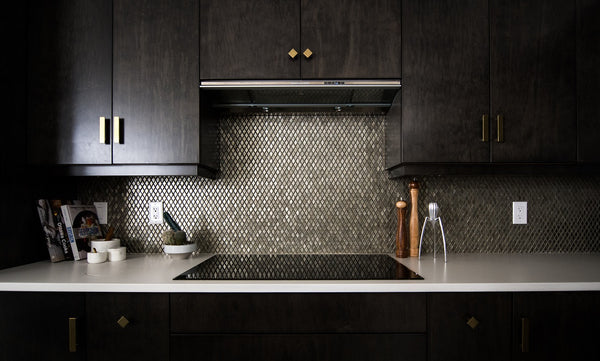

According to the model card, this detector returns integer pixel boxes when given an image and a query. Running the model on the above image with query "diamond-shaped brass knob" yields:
[303,48,313,59]
[466,316,479,329]
[117,315,130,328]
[288,48,298,59]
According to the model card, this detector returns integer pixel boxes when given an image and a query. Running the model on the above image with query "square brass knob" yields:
[117,315,130,328]
[303,48,313,59]
[288,48,298,59]
[466,316,479,329]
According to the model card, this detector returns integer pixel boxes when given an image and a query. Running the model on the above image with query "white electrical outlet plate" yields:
[512,201,527,224]
[149,201,163,224]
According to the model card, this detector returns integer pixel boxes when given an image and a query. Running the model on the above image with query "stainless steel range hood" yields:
[200,80,401,113]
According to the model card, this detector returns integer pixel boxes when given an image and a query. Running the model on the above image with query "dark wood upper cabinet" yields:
[199,0,400,80]
[27,0,112,165]
[390,0,579,174]
[577,0,600,163]
[400,0,489,164]
[300,0,401,79]
[27,0,217,175]
[490,0,576,163]
[113,0,200,164]
[200,0,300,80]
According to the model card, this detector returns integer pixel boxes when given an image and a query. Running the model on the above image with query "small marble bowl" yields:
[87,251,107,264]
[91,239,121,253]
[163,242,197,260]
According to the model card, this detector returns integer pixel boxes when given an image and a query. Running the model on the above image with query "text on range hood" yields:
[200,80,401,113]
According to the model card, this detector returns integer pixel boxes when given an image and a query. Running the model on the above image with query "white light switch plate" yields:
[94,202,108,224]
[512,201,527,224]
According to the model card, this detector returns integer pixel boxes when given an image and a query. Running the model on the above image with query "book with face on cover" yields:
[60,204,104,260]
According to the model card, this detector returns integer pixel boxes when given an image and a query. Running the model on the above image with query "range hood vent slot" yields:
[200,80,401,113]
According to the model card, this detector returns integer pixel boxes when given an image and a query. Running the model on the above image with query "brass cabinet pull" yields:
[303,48,313,59]
[481,114,489,142]
[521,317,530,353]
[117,315,130,328]
[68,317,77,352]
[99,117,108,144]
[288,48,298,59]
[496,114,504,143]
[113,116,121,144]
[466,316,480,329]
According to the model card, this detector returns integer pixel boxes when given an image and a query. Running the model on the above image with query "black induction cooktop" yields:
[173,254,423,280]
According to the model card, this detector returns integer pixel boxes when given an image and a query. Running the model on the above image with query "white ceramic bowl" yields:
[91,239,121,252]
[163,242,197,259]
[87,251,108,264]
[108,246,127,262]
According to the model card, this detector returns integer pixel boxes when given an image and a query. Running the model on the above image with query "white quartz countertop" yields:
[0,253,599,293]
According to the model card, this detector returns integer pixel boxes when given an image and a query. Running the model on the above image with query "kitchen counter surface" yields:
[0,253,599,293]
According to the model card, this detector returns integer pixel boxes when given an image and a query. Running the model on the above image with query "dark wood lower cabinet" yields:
[86,293,169,361]
[171,334,426,361]
[0,292,85,361]
[513,292,600,361]
[429,293,512,361]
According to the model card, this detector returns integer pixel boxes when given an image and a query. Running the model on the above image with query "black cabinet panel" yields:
[300,0,401,79]
[86,293,169,361]
[0,292,85,361]
[401,0,489,163]
[429,293,512,361]
[513,292,600,361]
[200,0,300,80]
[171,293,426,333]
[27,0,112,165]
[172,334,426,361]
[577,0,600,163]
[113,0,200,164]
[490,0,576,162]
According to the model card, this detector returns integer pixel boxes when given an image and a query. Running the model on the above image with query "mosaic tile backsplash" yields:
[78,114,600,254]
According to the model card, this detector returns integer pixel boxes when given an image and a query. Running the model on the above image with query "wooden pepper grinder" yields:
[395,199,409,258]
[409,178,420,257]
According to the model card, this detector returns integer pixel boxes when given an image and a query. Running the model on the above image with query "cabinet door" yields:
[200,0,300,80]
[27,0,112,165]
[490,0,576,163]
[429,293,512,361]
[513,292,600,361]
[577,0,600,163]
[112,0,200,164]
[0,292,85,361]
[400,0,489,163]
[86,293,169,361]
[300,0,401,79]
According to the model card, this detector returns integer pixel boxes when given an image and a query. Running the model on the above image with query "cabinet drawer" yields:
[171,293,426,333]
[171,334,426,361]
[86,293,169,361]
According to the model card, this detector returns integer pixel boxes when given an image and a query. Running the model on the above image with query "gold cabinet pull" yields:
[113,116,121,144]
[303,48,313,59]
[521,317,530,352]
[466,316,480,329]
[99,117,108,144]
[68,317,77,352]
[481,114,489,142]
[117,315,130,328]
[496,114,504,143]
[288,48,298,59]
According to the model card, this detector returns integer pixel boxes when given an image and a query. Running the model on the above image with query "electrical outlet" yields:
[512,201,527,224]
[149,202,163,224]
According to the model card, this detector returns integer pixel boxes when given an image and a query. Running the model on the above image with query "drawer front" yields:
[171,293,426,333]
[171,334,426,361]
[86,293,169,361]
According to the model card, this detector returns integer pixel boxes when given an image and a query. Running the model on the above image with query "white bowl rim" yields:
[163,242,197,254]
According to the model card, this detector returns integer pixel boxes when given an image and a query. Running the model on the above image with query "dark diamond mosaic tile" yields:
[77,114,600,255]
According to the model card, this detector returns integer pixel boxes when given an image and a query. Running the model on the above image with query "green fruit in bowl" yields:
[162,229,189,245]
